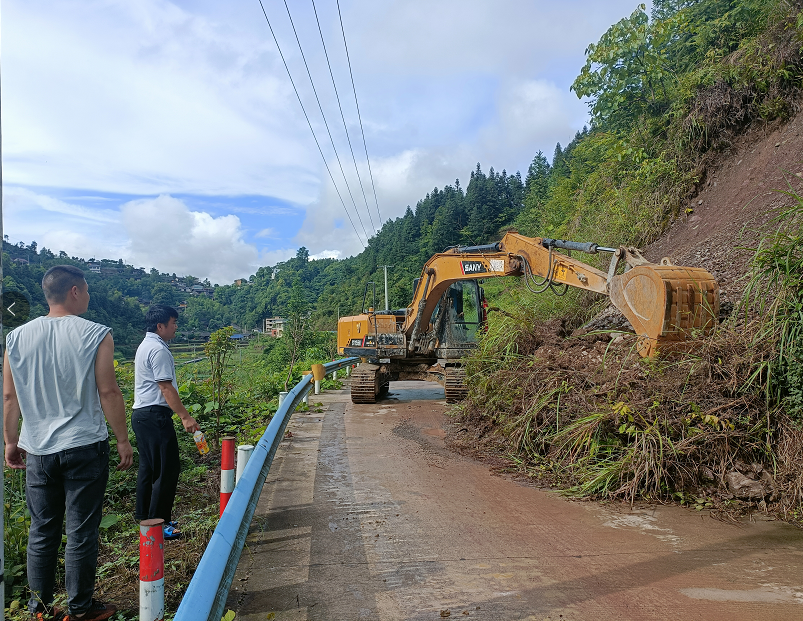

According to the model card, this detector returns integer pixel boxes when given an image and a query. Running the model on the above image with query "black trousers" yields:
[131,405,180,523]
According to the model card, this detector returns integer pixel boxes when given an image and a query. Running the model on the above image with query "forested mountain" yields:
[6,0,799,359]
[2,159,545,353]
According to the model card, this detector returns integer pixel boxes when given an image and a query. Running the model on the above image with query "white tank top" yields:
[6,315,111,455]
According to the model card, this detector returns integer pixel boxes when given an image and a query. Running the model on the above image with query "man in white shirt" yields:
[132,305,198,539]
[4,265,133,621]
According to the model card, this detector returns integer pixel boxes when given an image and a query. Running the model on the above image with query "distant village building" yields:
[13,258,30,265]
[88,263,101,273]
[186,284,214,297]
[263,317,285,337]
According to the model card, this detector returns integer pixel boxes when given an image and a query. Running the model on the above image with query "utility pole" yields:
[379,265,394,311]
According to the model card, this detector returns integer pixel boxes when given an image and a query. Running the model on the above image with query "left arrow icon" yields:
[2,292,31,329]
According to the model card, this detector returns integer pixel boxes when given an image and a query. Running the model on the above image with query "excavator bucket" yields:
[608,263,719,357]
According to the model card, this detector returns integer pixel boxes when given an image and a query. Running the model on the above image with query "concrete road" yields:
[228,381,803,620]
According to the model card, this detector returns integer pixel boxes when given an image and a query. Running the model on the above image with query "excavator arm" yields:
[403,231,718,357]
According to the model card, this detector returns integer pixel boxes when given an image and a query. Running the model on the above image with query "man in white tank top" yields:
[3,265,133,621]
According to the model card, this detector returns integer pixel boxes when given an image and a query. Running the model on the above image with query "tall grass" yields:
[743,184,803,419]
[457,286,777,510]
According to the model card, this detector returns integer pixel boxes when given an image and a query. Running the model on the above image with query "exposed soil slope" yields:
[646,113,803,306]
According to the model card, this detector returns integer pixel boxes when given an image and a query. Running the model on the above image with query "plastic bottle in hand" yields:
[193,430,210,455]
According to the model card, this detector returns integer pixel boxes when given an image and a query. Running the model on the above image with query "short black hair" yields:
[42,265,87,304]
[145,305,179,333]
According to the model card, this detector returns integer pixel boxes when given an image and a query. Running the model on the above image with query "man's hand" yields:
[5,442,26,469]
[115,438,134,471]
[158,380,199,433]
[179,414,200,433]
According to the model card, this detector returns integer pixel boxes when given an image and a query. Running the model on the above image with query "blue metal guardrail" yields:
[174,357,359,621]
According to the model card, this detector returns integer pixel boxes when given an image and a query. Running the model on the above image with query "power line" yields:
[310,0,376,233]
[336,0,382,227]
[257,0,366,248]
[280,0,371,243]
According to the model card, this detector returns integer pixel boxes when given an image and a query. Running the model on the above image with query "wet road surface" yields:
[228,381,803,620]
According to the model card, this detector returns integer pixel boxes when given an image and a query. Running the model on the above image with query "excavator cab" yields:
[430,280,483,354]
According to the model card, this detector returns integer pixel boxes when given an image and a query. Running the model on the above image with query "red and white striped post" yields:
[220,437,236,516]
[139,518,165,621]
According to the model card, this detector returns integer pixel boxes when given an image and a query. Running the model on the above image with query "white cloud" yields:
[310,249,341,260]
[3,187,129,259]
[258,248,297,267]
[5,0,639,263]
[3,188,295,283]
[4,0,319,201]
[255,228,278,239]
[5,187,118,224]
[484,79,584,160]
[120,195,259,283]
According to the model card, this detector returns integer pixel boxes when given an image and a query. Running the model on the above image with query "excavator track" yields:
[444,367,468,403]
[351,364,380,404]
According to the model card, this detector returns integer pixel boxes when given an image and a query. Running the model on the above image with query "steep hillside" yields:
[451,106,803,524]
[453,0,803,524]
[646,111,803,307]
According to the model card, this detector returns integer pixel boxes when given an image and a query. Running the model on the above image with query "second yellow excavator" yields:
[338,231,719,403]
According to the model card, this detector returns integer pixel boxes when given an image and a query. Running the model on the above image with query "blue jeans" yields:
[26,439,109,615]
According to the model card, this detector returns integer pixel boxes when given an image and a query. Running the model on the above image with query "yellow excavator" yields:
[337,231,719,403]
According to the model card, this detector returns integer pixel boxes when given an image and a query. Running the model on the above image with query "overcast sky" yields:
[3,0,639,283]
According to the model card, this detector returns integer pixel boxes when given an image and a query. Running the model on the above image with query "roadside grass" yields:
[743,183,803,420]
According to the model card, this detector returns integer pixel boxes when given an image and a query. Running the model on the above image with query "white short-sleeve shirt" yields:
[133,332,177,409]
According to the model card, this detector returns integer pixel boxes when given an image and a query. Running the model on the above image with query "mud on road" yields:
[228,381,803,620]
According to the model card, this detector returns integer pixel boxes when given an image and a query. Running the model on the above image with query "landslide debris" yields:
[451,105,803,524]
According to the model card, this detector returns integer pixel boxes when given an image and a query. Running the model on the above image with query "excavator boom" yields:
[397,231,718,357]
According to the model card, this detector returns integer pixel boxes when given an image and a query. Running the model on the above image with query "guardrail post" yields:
[220,437,236,516]
[278,391,288,406]
[346,365,351,377]
[140,518,165,621]
[236,445,254,485]
[311,363,326,395]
